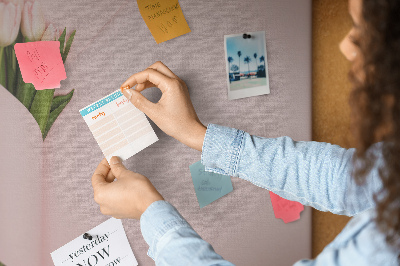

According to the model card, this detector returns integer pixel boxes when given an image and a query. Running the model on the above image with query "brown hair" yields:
[350,0,400,253]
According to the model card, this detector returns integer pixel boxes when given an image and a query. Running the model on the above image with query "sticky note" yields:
[79,89,158,162]
[51,218,138,266]
[137,0,191,44]
[14,41,66,90]
[189,161,233,208]
[269,191,304,223]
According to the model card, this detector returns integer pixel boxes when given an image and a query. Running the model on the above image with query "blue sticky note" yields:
[189,160,233,208]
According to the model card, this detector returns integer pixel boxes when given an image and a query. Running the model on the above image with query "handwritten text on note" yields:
[14,41,66,90]
[137,0,191,44]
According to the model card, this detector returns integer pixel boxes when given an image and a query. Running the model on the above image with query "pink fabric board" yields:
[0,0,312,265]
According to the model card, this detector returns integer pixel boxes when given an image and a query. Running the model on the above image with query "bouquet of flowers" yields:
[1,0,75,140]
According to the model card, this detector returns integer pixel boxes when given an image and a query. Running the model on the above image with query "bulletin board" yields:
[0,0,312,265]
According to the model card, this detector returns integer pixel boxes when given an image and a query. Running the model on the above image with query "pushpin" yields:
[121,85,130,92]
[83,233,93,240]
[243,33,252,39]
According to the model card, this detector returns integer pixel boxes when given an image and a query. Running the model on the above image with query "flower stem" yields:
[0,46,7,90]
[6,45,17,96]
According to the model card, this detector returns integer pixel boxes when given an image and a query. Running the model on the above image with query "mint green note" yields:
[189,160,233,208]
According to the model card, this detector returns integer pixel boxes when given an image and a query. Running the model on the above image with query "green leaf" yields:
[15,29,24,43]
[0,260,6,266]
[58,27,66,56]
[0,46,6,89]
[15,72,36,110]
[62,30,76,63]
[29,89,55,140]
[42,89,74,140]
[6,45,17,96]
[50,89,74,112]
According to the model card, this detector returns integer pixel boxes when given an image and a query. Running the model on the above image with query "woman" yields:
[91,0,400,264]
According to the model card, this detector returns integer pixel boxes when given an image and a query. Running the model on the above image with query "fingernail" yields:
[110,156,121,165]
[123,89,133,100]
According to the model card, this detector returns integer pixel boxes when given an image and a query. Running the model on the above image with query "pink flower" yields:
[21,0,45,41]
[0,0,22,47]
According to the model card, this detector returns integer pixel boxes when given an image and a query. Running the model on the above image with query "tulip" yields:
[0,0,22,47]
[41,23,59,41]
[21,0,45,41]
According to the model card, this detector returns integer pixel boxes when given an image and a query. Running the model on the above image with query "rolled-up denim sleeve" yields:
[201,124,383,216]
[140,200,235,265]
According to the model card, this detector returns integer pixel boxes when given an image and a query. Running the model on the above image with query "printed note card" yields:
[79,89,158,162]
[137,0,191,44]
[269,191,304,223]
[14,41,66,90]
[51,218,138,266]
[189,160,233,208]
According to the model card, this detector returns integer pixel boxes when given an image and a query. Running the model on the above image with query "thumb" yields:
[122,88,155,116]
[109,156,128,178]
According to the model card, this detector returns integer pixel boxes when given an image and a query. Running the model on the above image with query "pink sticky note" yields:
[14,41,66,90]
[269,191,304,223]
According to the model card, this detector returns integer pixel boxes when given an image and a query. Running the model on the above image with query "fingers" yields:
[120,68,173,94]
[135,81,156,92]
[109,156,129,178]
[122,62,179,93]
[121,89,158,117]
[147,61,178,79]
[91,158,110,189]
[105,169,116,183]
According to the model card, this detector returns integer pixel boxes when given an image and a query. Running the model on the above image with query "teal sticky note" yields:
[189,160,233,208]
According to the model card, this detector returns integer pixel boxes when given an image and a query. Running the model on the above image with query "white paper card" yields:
[79,89,158,162]
[51,218,138,266]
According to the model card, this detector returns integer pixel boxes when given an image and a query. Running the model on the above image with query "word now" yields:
[76,245,112,266]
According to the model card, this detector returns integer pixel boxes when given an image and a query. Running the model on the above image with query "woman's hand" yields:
[91,156,164,219]
[120,61,207,151]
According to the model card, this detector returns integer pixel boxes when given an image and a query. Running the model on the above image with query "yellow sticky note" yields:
[137,0,191,44]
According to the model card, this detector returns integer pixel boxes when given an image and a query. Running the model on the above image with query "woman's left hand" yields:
[91,156,164,219]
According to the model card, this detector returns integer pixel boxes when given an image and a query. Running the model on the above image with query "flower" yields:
[41,23,59,41]
[0,0,22,47]
[21,0,45,41]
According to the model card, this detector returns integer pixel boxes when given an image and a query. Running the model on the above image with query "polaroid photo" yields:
[224,31,270,100]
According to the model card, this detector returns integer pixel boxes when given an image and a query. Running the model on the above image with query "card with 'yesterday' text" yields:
[51,218,137,266]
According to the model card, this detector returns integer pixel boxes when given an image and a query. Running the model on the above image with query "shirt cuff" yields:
[201,124,245,176]
[140,200,192,260]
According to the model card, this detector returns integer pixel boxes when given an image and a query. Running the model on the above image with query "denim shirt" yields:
[140,124,399,265]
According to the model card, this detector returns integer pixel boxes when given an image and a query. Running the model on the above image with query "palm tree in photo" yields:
[231,64,239,72]
[237,51,242,76]
[253,53,258,74]
[244,56,251,78]
[228,56,234,73]
[260,55,265,71]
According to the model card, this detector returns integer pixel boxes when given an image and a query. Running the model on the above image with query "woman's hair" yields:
[350,0,400,252]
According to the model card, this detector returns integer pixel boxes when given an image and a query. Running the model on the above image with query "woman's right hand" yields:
[120,61,207,151]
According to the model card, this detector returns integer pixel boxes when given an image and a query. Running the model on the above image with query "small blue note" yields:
[189,160,233,208]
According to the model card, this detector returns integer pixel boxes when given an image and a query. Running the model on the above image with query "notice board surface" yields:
[0,0,312,265]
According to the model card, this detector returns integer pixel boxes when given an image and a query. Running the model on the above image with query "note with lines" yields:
[79,89,158,162]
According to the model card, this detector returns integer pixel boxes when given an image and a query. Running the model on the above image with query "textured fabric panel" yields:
[0,0,311,265]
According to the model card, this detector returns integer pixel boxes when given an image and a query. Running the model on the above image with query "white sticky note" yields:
[79,89,158,162]
[51,218,138,266]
